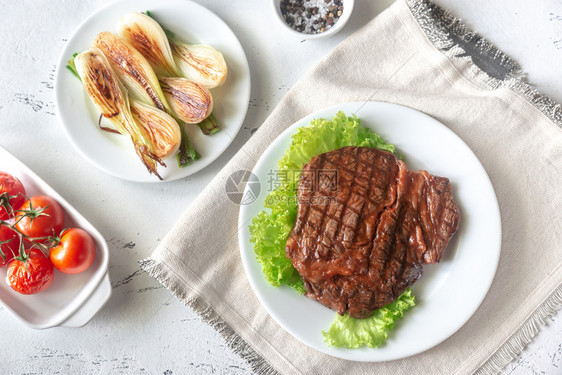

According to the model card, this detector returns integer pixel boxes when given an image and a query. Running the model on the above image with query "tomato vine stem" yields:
[0,196,58,263]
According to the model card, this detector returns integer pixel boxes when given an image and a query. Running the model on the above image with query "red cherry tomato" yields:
[0,225,21,266]
[6,249,54,295]
[15,195,64,241]
[50,228,96,274]
[0,172,26,220]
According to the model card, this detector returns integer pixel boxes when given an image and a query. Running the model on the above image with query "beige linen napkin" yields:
[140,0,562,373]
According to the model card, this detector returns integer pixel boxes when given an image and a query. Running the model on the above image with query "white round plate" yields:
[55,0,250,182]
[238,102,501,361]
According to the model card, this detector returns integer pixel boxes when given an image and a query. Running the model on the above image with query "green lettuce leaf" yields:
[278,111,395,185]
[322,289,416,348]
[249,207,305,294]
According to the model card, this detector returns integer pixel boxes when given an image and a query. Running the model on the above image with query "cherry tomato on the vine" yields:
[6,249,54,295]
[15,195,64,241]
[0,172,26,220]
[0,225,21,266]
[50,228,95,274]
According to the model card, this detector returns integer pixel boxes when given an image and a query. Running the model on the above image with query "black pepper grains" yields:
[280,0,344,34]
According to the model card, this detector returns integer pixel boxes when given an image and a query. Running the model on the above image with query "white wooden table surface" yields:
[1,0,560,374]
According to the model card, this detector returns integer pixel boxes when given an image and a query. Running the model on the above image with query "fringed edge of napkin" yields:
[138,258,280,375]
[476,285,562,375]
[408,0,562,373]
[408,0,562,130]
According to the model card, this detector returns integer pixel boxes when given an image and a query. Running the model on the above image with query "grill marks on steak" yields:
[285,147,460,319]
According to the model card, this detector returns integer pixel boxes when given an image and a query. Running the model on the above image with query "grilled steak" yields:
[285,146,460,318]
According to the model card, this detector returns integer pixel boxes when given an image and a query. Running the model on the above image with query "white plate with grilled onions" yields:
[55,0,250,182]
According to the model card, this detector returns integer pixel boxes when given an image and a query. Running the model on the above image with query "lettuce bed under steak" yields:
[248,111,415,348]
[322,289,416,348]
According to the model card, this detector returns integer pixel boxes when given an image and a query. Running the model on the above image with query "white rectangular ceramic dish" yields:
[0,146,111,329]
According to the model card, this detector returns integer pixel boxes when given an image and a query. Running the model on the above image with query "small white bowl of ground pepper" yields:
[273,0,354,39]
